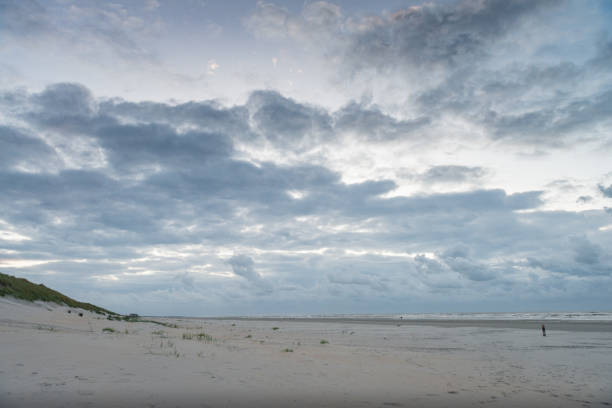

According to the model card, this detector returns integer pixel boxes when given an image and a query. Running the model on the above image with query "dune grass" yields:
[0,272,115,315]
[182,332,214,343]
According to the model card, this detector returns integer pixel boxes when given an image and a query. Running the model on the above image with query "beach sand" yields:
[1,297,611,407]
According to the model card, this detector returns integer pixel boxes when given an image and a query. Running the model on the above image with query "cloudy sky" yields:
[1,0,611,316]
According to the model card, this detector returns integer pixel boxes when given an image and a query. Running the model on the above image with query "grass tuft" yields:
[102,327,115,333]
[182,332,214,343]
[320,339,329,344]
[282,348,293,352]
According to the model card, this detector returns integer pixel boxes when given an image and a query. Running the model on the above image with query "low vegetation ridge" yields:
[0,272,116,315]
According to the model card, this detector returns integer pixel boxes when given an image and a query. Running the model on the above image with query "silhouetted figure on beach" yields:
[541,324,546,336]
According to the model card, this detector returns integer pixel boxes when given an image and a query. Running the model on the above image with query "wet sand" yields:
[2,297,612,407]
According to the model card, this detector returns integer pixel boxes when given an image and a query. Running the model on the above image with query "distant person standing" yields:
[541,324,546,336]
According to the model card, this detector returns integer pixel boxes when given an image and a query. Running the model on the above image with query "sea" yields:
[249,312,612,322]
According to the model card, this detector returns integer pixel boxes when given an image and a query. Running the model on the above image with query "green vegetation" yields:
[245,334,252,338]
[272,327,279,330]
[182,332,214,343]
[282,348,294,352]
[102,327,115,333]
[0,272,115,315]
[320,339,329,344]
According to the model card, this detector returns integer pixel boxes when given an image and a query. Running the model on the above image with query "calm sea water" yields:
[295,312,612,321]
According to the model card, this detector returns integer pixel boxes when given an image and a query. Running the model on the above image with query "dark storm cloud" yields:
[0,125,59,170]
[98,99,250,137]
[246,0,558,72]
[483,89,612,142]
[333,101,430,141]
[341,0,558,72]
[416,62,584,115]
[247,90,333,149]
[244,1,612,149]
[34,83,96,117]
[95,124,233,170]
[246,91,432,145]
[414,61,612,146]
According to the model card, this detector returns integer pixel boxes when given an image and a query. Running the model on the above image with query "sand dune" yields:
[1,297,611,407]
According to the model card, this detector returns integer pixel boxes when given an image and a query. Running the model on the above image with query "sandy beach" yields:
[1,297,611,408]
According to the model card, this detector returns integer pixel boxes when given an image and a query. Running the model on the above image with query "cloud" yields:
[247,90,333,149]
[1,82,610,314]
[34,83,96,117]
[0,0,159,62]
[174,272,195,289]
[245,0,558,73]
[0,0,49,38]
[0,125,60,171]
[599,183,612,198]
[572,237,601,265]
[482,89,612,143]
[228,255,273,293]
[417,165,487,184]
[98,99,249,136]
[243,1,612,150]
[244,1,342,43]
[576,195,592,204]
[342,0,557,72]
[333,101,430,141]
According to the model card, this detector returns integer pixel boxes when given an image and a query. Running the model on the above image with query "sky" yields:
[0,0,611,316]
